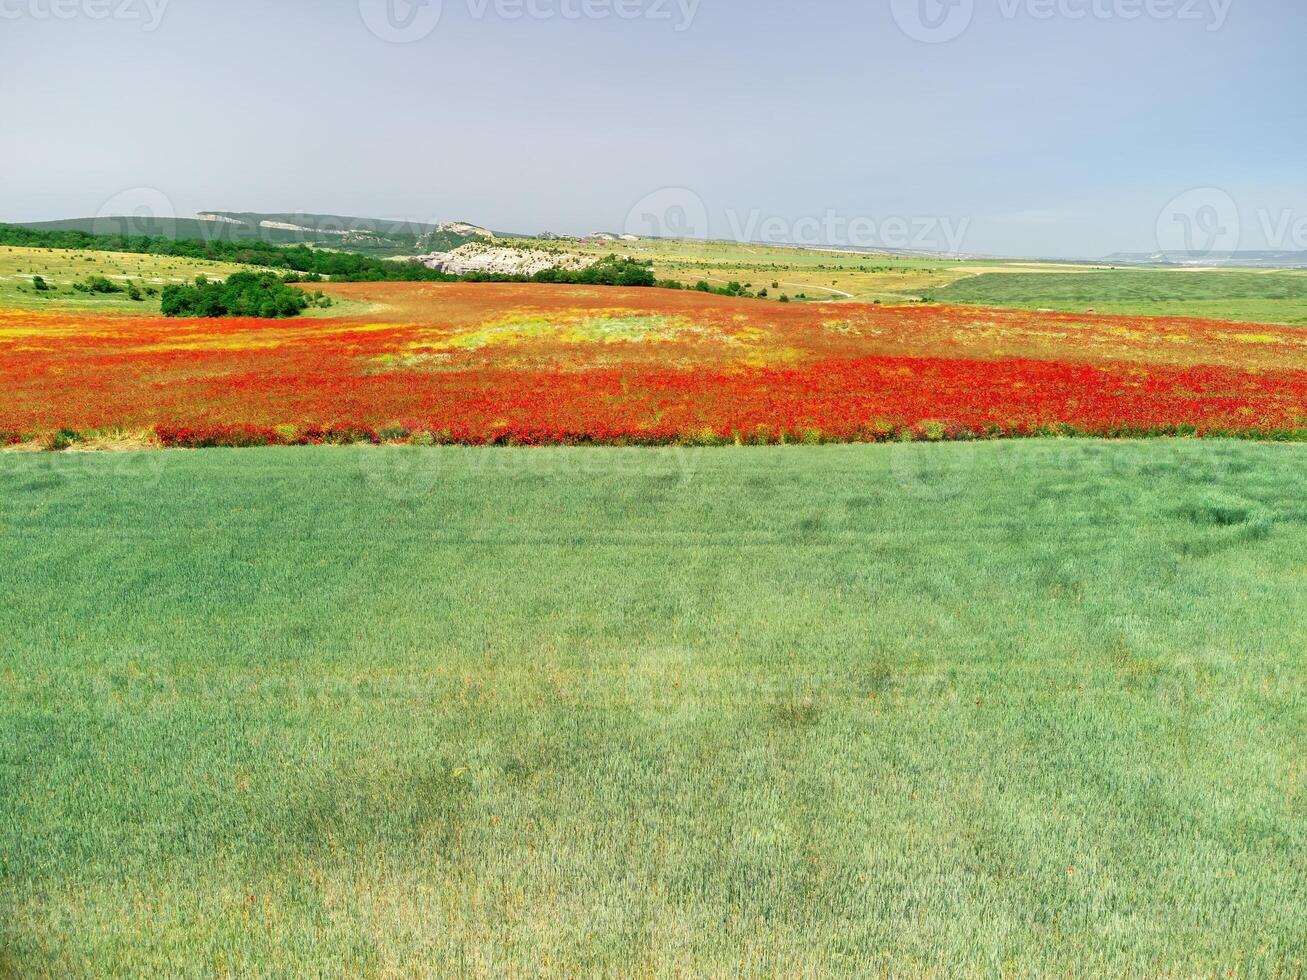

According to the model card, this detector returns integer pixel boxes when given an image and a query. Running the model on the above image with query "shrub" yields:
[531,256,656,287]
[74,276,123,294]
[161,272,312,318]
[44,428,81,451]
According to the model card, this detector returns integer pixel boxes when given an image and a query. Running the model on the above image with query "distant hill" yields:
[17,212,497,257]
[1104,250,1307,268]
[22,216,306,244]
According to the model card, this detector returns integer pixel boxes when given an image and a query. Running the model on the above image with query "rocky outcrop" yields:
[416,243,597,277]
[259,220,348,235]
[195,213,248,226]
[437,221,494,239]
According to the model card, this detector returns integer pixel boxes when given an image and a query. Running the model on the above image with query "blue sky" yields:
[1,0,1303,257]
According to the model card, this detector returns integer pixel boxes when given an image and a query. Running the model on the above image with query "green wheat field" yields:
[1,442,1304,977]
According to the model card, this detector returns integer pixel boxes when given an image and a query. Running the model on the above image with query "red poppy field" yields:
[4,281,1307,447]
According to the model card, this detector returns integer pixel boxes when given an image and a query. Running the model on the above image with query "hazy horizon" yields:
[3,0,1304,259]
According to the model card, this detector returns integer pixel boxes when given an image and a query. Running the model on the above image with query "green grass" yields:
[0,246,373,317]
[923,269,1307,325]
[564,236,980,303]
[569,238,1307,323]
[8,236,1307,327]
[0,245,252,314]
[1,442,1304,976]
